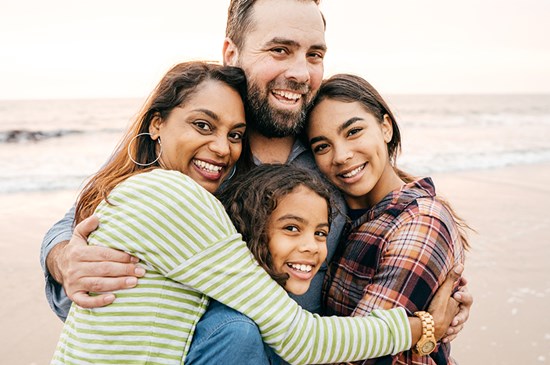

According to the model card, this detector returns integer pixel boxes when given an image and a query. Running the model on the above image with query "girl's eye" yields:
[315,230,328,238]
[193,120,212,132]
[284,225,299,232]
[347,127,362,137]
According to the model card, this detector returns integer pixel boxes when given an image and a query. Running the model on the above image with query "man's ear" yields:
[223,38,239,66]
[382,114,393,143]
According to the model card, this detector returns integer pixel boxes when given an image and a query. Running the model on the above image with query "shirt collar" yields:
[252,138,308,165]
[351,177,436,227]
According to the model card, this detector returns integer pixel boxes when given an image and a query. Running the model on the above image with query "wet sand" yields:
[1,163,549,364]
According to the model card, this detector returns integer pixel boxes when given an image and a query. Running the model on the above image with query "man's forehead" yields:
[244,0,326,48]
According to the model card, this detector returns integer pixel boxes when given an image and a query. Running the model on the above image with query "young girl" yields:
[307,74,471,364]
[51,62,460,365]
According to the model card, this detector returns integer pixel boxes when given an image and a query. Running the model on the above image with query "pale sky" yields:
[1,0,549,99]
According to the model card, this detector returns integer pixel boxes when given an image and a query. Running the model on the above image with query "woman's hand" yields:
[428,264,463,340]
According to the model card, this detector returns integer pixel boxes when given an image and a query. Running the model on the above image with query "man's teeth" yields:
[287,263,312,273]
[342,164,364,178]
[194,160,222,173]
[273,90,301,101]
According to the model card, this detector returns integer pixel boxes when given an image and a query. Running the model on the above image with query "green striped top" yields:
[51,169,412,365]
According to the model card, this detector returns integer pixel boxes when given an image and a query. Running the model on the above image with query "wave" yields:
[0,129,84,143]
[0,127,124,144]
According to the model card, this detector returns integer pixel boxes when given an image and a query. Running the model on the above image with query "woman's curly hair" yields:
[216,164,333,287]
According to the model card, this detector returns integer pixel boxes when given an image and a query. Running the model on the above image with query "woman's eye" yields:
[228,132,243,142]
[312,143,329,154]
[193,120,212,132]
[284,225,299,232]
[347,128,362,137]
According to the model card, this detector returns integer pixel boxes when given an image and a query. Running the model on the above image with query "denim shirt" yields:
[40,139,347,320]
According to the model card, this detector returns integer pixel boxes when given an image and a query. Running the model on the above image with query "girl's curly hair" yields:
[216,164,333,287]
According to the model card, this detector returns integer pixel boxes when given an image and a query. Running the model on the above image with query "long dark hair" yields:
[309,74,471,250]
[75,61,247,225]
[216,164,333,286]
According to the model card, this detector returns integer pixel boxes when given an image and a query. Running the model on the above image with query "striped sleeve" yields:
[91,169,237,274]
[172,233,411,364]
[94,169,412,364]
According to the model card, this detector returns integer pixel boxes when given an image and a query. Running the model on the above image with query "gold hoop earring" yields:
[127,133,162,167]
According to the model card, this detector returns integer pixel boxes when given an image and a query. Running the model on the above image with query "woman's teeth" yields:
[194,160,222,173]
[287,263,312,273]
[341,164,365,178]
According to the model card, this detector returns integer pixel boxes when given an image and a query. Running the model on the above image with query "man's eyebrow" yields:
[310,43,327,53]
[265,37,300,48]
[265,37,327,53]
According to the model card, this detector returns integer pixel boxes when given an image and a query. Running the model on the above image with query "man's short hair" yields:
[225,0,322,50]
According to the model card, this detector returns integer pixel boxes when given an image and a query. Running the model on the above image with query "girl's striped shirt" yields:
[51,169,411,365]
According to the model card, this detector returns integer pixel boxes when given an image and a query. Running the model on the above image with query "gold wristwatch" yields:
[413,311,437,356]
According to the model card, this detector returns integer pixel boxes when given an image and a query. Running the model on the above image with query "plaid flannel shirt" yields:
[323,178,465,365]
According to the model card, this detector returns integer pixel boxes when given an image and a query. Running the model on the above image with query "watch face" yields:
[422,341,436,353]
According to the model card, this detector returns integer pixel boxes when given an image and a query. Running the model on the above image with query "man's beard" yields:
[245,79,312,138]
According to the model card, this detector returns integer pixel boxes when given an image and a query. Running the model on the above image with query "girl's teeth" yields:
[288,263,312,273]
[342,164,364,178]
[194,160,222,173]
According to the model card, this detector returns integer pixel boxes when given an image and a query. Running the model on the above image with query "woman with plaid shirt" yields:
[307,74,471,365]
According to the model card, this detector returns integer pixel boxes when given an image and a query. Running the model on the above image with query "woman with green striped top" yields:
[51,61,461,365]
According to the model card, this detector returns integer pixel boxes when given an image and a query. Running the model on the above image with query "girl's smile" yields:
[267,185,329,295]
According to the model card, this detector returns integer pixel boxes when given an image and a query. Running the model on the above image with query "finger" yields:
[435,264,464,303]
[451,306,469,326]
[453,288,473,307]
[73,215,100,240]
[447,323,464,335]
[72,292,116,309]
[79,276,140,293]
[441,333,458,343]
[83,261,145,278]
[75,245,140,264]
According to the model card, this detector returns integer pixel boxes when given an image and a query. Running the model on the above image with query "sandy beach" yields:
[1,163,549,364]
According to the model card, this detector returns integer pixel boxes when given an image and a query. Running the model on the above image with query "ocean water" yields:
[1,94,549,194]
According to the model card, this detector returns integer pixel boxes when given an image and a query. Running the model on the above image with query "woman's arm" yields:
[93,169,415,364]
[352,211,461,317]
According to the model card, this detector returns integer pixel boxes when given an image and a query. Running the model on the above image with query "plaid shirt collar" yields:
[350,177,436,230]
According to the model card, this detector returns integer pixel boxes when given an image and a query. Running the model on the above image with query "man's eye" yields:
[271,48,288,55]
[308,52,324,60]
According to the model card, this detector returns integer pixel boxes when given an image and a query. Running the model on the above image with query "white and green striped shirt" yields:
[52,169,412,365]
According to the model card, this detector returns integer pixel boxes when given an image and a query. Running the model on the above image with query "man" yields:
[42,0,471,362]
